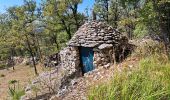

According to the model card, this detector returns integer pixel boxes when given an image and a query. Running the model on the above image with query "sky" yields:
[0,0,95,13]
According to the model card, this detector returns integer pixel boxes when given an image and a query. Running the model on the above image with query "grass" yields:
[8,83,25,100]
[8,80,25,100]
[8,88,25,100]
[88,53,170,100]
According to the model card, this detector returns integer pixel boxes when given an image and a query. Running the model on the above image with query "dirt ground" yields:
[0,63,45,100]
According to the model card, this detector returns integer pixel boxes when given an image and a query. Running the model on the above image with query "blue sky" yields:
[0,0,94,13]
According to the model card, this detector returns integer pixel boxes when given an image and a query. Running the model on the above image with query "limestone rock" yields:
[98,44,113,49]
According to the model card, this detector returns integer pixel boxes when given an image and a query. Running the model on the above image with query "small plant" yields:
[0,74,5,77]
[31,85,40,98]
[8,87,25,100]
[8,80,25,100]
[9,80,18,84]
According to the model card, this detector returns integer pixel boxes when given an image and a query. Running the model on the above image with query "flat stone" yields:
[79,39,85,43]
[98,44,113,50]
[67,21,122,47]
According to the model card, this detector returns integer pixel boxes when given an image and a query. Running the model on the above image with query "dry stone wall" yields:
[93,48,114,69]
[59,46,114,74]
[59,47,81,76]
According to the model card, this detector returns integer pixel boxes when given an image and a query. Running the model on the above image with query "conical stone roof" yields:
[68,21,122,48]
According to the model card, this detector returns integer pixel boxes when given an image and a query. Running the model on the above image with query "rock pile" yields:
[50,66,115,100]
[93,49,112,69]
[44,53,60,67]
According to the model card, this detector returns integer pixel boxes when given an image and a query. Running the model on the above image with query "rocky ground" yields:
[49,56,140,100]
[21,55,139,100]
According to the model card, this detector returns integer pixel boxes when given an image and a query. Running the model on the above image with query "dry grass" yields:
[0,63,44,100]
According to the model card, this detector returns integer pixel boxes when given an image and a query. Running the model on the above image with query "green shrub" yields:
[8,87,25,100]
[8,80,18,85]
[8,80,25,100]
[134,23,149,38]
[88,55,170,100]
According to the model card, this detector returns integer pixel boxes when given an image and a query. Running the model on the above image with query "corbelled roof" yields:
[68,21,122,48]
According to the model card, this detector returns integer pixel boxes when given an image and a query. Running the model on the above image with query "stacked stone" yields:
[93,49,113,69]
[21,47,81,100]
[68,20,121,47]
[59,47,81,76]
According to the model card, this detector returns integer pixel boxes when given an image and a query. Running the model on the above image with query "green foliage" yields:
[94,0,109,21]
[8,80,18,85]
[8,87,25,100]
[43,0,84,40]
[88,54,170,100]
[136,1,159,35]
[133,23,148,38]
[8,80,25,100]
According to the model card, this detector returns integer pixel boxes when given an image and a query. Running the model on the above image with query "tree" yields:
[43,0,85,41]
[0,13,19,70]
[94,0,110,22]
[7,0,39,75]
[155,0,170,55]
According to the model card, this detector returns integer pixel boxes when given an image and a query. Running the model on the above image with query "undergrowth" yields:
[88,53,170,100]
[8,80,25,100]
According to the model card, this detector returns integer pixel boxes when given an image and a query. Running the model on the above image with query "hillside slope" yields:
[22,38,169,100]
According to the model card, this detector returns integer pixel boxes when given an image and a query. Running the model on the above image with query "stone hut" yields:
[60,21,129,75]
[21,21,131,99]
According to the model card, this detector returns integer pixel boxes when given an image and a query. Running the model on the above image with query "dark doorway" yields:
[80,47,94,73]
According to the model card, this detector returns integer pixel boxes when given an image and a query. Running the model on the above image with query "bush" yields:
[8,87,25,100]
[88,55,170,100]
[134,23,149,38]
[132,39,166,58]
[8,80,25,100]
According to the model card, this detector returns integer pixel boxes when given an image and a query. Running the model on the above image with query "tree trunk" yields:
[35,34,43,62]
[10,47,15,70]
[72,4,79,30]
[61,19,72,39]
[114,0,118,28]
[25,35,38,75]
[105,0,109,22]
